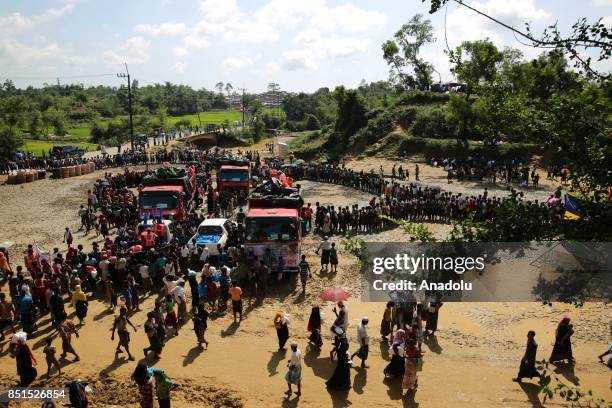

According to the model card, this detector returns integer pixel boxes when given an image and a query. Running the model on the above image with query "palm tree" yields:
[224,83,233,111]
[215,82,224,95]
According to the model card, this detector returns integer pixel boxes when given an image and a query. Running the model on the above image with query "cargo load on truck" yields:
[248,178,303,209]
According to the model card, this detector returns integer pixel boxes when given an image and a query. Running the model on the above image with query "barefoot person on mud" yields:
[58,319,80,362]
[111,306,137,361]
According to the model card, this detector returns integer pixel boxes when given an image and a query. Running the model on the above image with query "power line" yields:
[4,73,116,80]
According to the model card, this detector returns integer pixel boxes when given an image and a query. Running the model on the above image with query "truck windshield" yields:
[140,191,179,210]
[197,225,223,235]
[246,217,297,241]
[219,170,249,182]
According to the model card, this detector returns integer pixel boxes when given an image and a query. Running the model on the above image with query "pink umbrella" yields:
[319,288,350,302]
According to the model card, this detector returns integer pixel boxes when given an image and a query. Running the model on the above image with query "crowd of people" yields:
[0,146,607,407]
[268,163,566,236]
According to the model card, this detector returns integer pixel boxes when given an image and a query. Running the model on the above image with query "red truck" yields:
[217,165,250,200]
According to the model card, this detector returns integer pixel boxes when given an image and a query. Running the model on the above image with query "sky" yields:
[1,0,611,93]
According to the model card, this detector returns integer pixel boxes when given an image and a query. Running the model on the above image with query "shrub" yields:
[394,106,418,129]
[396,90,449,105]
[305,114,321,131]
[410,107,453,139]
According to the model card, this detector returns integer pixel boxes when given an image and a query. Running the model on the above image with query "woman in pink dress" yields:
[402,340,422,393]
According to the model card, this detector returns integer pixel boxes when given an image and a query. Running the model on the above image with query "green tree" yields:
[156,106,168,130]
[305,114,321,131]
[332,86,368,144]
[0,127,20,159]
[0,96,28,137]
[28,110,43,139]
[382,14,435,90]
[448,39,503,100]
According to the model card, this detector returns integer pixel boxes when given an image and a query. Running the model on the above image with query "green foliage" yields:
[396,90,449,105]
[332,86,368,145]
[340,231,365,263]
[28,110,42,139]
[410,106,453,139]
[380,215,436,242]
[0,127,20,159]
[156,106,168,129]
[305,114,321,131]
[393,105,418,129]
[252,119,265,143]
[173,118,192,129]
[351,109,395,146]
[449,39,503,98]
[382,14,435,89]
[536,360,608,407]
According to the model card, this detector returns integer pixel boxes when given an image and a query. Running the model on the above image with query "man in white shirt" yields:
[171,280,187,322]
[285,341,302,396]
[351,317,370,368]
[99,256,110,282]
[199,246,210,265]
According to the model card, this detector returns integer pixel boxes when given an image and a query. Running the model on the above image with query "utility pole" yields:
[195,95,202,129]
[239,87,246,137]
[117,63,134,153]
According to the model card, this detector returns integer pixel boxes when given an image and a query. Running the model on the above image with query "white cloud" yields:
[592,0,612,6]
[266,61,281,73]
[295,29,370,58]
[0,3,76,33]
[222,56,253,70]
[310,3,386,33]
[184,0,386,49]
[281,50,317,71]
[601,16,612,26]
[103,36,151,65]
[172,61,185,73]
[173,47,189,57]
[0,39,62,66]
[200,0,239,21]
[134,22,186,36]
[443,0,549,47]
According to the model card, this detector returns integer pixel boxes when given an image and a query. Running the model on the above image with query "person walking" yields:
[351,317,370,368]
[384,329,406,378]
[550,317,575,364]
[307,305,323,348]
[513,330,540,383]
[152,368,174,408]
[143,312,163,359]
[329,243,338,273]
[315,236,332,272]
[402,340,422,394]
[112,306,137,361]
[298,255,311,293]
[274,311,290,351]
[0,292,16,340]
[43,336,61,378]
[424,301,442,336]
[58,319,80,361]
[380,301,394,341]
[132,362,154,408]
[326,332,351,390]
[192,305,209,349]
[285,342,302,396]
[71,285,88,325]
[228,281,243,323]
[12,332,37,386]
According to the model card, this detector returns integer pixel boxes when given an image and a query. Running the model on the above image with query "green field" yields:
[21,140,98,156]
[64,109,282,140]
[20,110,283,156]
